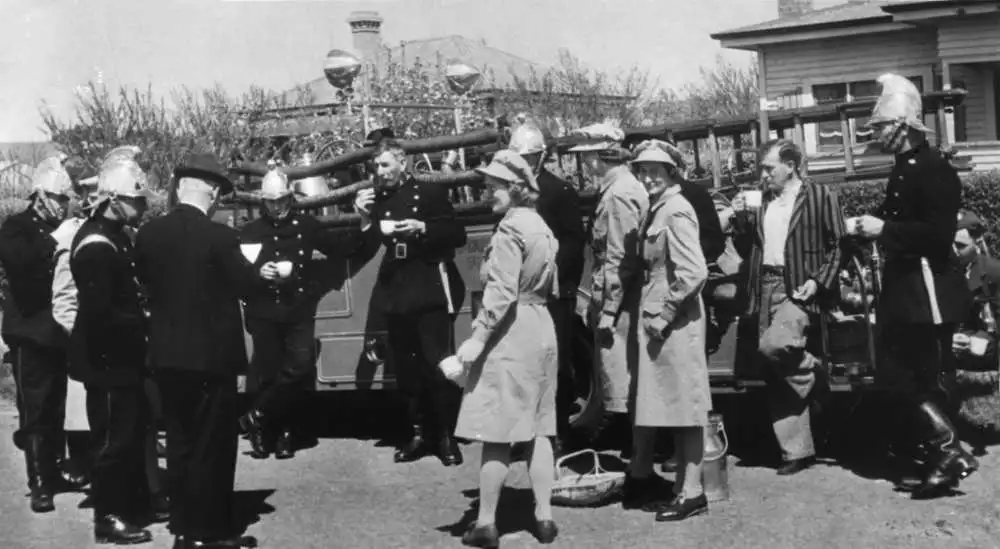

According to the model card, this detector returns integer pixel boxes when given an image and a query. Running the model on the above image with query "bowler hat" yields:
[174,148,233,194]
[364,127,396,147]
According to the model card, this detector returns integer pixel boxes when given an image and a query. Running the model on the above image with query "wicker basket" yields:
[551,449,626,508]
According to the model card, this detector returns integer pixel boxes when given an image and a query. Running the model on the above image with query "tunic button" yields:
[296,234,302,239]
[298,250,304,256]
[384,212,390,218]
[297,288,303,293]
[412,207,418,212]
[272,236,278,241]
[892,192,899,198]
[292,219,299,226]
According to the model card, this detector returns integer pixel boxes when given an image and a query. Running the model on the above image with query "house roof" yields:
[711,2,893,39]
[883,0,999,12]
[281,35,548,107]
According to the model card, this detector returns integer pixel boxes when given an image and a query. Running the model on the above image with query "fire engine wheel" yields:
[567,315,610,443]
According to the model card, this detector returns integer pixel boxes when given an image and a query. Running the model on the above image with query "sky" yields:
[0,0,846,143]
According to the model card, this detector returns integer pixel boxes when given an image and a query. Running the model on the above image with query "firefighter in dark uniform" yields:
[356,138,467,466]
[852,73,978,499]
[238,169,378,460]
[503,119,586,450]
[950,211,1000,370]
[69,156,155,543]
[0,156,87,513]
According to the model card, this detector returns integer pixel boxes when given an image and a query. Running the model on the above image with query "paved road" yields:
[1,395,999,549]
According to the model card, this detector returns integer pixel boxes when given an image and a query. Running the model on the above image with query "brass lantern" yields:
[445,62,481,95]
[323,49,362,90]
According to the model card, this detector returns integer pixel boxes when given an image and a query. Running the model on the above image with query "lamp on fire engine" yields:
[323,49,363,114]
[445,61,482,170]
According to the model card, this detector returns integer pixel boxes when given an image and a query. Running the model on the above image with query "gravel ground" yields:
[1,395,999,549]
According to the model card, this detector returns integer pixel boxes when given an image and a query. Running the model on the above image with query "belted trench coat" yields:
[587,165,649,414]
[635,186,711,427]
[455,208,560,443]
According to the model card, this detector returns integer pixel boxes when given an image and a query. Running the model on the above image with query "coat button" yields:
[272,236,278,241]
[412,207,418,212]
[296,234,302,239]
[384,212,390,218]
[292,219,299,226]
[298,250,304,256]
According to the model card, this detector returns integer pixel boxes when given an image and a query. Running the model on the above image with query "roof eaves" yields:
[711,13,893,40]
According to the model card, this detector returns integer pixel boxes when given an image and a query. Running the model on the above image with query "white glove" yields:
[456,338,485,366]
[438,355,467,386]
[51,218,82,250]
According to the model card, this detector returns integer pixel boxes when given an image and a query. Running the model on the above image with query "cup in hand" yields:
[275,260,293,278]
[743,190,762,209]
[380,219,397,235]
[438,355,467,386]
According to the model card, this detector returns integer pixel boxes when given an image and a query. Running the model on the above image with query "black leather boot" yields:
[912,401,979,499]
[94,514,153,545]
[274,430,294,460]
[238,410,272,459]
[437,434,463,467]
[59,431,91,491]
[394,425,430,463]
[26,435,55,513]
[149,491,170,523]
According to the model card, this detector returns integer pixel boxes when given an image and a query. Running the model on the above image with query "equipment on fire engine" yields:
[292,154,330,199]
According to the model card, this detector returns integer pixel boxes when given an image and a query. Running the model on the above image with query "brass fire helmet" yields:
[867,73,933,134]
[257,169,294,219]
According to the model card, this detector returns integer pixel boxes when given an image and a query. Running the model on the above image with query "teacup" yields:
[275,260,293,278]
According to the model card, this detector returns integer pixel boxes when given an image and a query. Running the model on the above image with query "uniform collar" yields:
[897,141,929,162]
[28,205,60,231]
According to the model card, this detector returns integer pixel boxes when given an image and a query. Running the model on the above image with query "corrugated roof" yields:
[281,35,547,107]
[712,1,893,38]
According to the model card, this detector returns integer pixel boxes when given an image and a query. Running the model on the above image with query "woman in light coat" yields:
[627,139,712,521]
[453,150,560,548]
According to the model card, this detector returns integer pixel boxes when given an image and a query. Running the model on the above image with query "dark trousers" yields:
[881,323,958,407]
[247,316,315,428]
[11,344,67,448]
[548,297,576,439]
[157,370,239,540]
[86,383,150,521]
[387,308,458,437]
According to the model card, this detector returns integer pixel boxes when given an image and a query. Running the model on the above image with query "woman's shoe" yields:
[461,522,499,548]
[654,494,708,522]
[535,519,558,544]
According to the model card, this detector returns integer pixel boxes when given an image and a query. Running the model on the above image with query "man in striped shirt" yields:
[732,139,846,476]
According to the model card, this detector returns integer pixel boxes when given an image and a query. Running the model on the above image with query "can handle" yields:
[554,449,607,480]
[704,422,730,462]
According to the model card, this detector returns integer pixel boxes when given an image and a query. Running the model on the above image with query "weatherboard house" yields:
[712,0,1000,171]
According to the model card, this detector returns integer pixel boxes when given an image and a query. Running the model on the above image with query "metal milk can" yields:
[702,412,730,503]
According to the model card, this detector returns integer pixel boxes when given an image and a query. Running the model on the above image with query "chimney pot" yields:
[347,11,384,68]
[778,0,814,19]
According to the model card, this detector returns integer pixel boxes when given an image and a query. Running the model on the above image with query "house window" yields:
[814,76,924,152]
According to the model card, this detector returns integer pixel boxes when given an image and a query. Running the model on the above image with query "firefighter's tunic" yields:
[875,143,972,398]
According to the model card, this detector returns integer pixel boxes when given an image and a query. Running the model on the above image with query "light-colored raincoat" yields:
[455,208,559,443]
[588,165,649,414]
[635,186,711,427]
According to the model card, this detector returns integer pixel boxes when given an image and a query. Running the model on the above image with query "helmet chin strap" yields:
[881,121,910,154]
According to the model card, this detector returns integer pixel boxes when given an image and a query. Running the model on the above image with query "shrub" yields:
[835,169,1000,256]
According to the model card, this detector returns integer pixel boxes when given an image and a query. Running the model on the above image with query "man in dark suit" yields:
[0,156,83,513]
[135,148,262,548]
[950,211,1000,369]
[507,121,586,449]
[238,169,377,460]
[732,139,846,476]
[852,73,978,499]
[70,155,157,544]
[356,138,467,466]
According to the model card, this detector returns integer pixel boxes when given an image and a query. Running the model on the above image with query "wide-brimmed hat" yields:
[631,139,686,168]
[866,73,932,133]
[567,121,626,153]
[174,146,233,194]
[475,150,539,191]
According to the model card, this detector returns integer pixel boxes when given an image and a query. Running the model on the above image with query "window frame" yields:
[812,75,925,153]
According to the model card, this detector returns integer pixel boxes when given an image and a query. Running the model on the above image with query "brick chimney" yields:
[778,0,814,19]
[347,11,383,66]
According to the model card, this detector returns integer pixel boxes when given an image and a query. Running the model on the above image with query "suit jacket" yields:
[0,207,65,349]
[135,204,262,376]
[875,144,971,325]
[733,181,847,316]
[369,176,467,315]
[240,211,379,322]
[679,180,726,265]
[536,169,586,298]
[68,217,147,386]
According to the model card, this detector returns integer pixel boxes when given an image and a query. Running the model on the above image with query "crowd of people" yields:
[0,71,995,549]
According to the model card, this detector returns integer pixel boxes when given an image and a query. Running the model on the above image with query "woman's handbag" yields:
[551,449,626,508]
